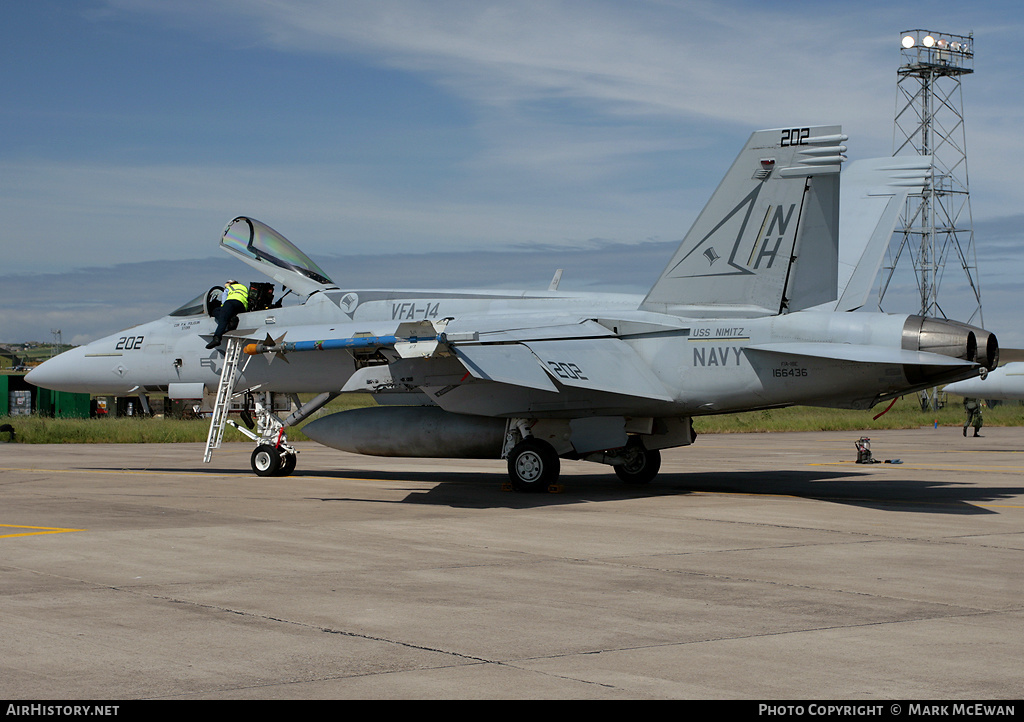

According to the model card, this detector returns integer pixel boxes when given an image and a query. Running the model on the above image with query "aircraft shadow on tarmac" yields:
[300,467,1021,514]
[107,465,1021,514]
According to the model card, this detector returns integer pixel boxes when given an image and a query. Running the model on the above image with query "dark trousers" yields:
[213,299,245,340]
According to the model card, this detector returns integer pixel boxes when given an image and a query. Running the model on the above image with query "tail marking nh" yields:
[753,203,798,270]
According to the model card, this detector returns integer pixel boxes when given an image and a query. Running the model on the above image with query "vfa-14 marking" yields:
[27,126,996,490]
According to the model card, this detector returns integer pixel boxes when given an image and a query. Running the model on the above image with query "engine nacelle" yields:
[303,405,505,458]
[901,315,998,386]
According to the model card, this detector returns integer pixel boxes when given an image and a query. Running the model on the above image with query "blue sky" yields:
[2,1,1022,346]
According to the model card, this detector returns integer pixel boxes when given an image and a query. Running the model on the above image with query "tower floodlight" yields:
[879,29,982,409]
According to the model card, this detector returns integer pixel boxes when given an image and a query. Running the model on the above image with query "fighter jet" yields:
[28,125,997,489]
[944,362,1024,401]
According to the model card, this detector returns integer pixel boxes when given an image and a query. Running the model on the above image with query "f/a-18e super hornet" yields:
[27,125,998,489]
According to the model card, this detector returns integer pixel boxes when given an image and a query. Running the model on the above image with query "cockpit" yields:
[168,217,338,319]
[167,283,284,319]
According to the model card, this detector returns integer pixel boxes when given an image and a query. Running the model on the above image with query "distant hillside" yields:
[0,342,75,369]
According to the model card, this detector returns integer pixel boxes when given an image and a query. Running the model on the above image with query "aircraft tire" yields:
[251,444,282,477]
[279,452,297,477]
[613,447,661,485]
[507,438,560,492]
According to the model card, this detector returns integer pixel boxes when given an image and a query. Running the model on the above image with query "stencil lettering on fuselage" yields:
[693,346,744,367]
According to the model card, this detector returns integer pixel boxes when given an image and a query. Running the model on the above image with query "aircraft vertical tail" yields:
[827,155,932,312]
[640,126,847,317]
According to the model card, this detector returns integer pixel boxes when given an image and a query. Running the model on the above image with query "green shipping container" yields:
[35,388,92,418]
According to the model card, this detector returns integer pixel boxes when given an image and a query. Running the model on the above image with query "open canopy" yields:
[220,216,336,297]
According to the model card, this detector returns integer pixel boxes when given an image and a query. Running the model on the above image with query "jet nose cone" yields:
[942,380,966,395]
[25,348,88,392]
[24,365,41,386]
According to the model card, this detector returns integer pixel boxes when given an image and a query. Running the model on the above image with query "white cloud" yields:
[5,0,1020,346]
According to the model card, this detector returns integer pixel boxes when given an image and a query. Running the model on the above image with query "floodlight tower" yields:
[879,29,982,409]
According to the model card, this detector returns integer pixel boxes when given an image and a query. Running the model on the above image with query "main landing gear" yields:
[612,439,662,485]
[503,423,663,493]
[506,437,561,493]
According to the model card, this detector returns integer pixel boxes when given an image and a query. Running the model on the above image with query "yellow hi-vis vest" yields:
[225,283,248,308]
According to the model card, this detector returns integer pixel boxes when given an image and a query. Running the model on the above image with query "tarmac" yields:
[1,426,1022,700]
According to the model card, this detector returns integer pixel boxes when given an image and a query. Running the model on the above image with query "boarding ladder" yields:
[204,337,245,463]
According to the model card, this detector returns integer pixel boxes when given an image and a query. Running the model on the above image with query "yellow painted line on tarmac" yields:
[0,466,228,477]
[1,524,85,539]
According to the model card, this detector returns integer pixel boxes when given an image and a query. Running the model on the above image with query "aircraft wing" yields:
[520,337,674,400]
[451,336,673,401]
[434,315,675,400]
[453,344,560,392]
[450,316,617,343]
[242,316,620,359]
[246,313,675,402]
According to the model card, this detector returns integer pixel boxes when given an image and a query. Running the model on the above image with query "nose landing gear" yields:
[251,442,297,477]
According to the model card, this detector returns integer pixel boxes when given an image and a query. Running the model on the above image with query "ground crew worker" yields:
[962,397,983,437]
[207,280,249,349]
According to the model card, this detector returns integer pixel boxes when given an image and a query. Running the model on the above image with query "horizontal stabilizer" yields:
[745,342,977,367]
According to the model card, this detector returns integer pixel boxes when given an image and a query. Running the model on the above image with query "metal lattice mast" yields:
[879,30,982,329]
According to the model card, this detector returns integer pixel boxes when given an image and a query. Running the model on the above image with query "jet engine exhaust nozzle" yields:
[901,315,998,386]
